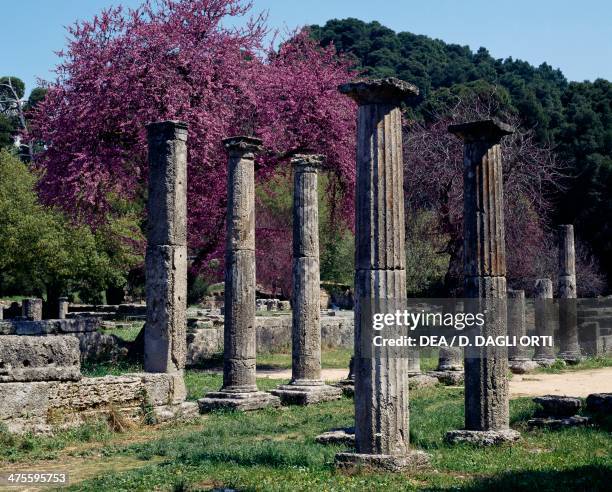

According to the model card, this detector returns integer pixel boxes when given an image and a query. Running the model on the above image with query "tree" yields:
[0,149,140,305]
[28,0,356,291]
[0,76,34,159]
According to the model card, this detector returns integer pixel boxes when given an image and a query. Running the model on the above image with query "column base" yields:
[427,370,464,386]
[445,429,520,446]
[334,379,355,397]
[558,352,583,365]
[335,450,430,472]
[315,427,355,446]
[270,380,342,405]
[533,357,557,368]
[508,359,539,374]
[198,389,280,412]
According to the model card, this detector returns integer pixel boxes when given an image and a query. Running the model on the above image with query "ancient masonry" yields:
[198,136,280,411]
[144,121,188,375]
[334,78,430,472]
[271,154,341,405]
[507,290,538,373]
[445,119,520,446]
[558,224,582,363]
[533,278,556,366]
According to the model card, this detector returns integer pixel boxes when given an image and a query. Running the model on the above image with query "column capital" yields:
[449,118,513,143]
[146,120,188,141]
[339,77,419,105]
[222,135,263,157]
[291,153,324,173]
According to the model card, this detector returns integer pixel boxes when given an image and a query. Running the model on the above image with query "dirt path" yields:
[257,367,612,398]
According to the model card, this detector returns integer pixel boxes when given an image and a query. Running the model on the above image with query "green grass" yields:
[101,322,144,342]
[2,371,610,491]
[535,356,612,374]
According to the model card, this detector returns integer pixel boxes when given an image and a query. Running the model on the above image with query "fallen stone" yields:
[427,370,464,386]
[533,395,582,417]
[315,427,355,446]
[528,415,590,429]
[271,383,342,405]
[585,393,612,414]
[0,318,99,335]
[198,391,281,412]
[0,335,81,382]
[408,374,439,389]
[445,429,520,446]
[335,451,430,472]
[508,359,539,374]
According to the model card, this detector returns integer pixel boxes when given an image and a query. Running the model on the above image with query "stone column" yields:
[507,290,538,373]
[272,155,341,405]
[199,136,280,412]
[533,278,556,366]
[445,119,519,446]
[334,78,429,472]
[335,356,355,396]
[22,298,43,321]
[558,225,581,363]
[58,297,69,320]
[144,121,188,383]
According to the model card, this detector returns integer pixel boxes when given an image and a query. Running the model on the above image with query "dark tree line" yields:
[311,19,612,289]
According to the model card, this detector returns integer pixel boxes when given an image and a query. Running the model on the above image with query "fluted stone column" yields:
[558,225,581,363]
[507,290,538,373]
[533,278,556,366]
[58,297,69,320]
[144,121,188,385]
[199,136,279,412]
[22,298,43,321]
[334,78,429,472]
[445,119,519,446]
[272,155,341,405]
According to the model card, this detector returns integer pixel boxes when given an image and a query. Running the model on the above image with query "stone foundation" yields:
[445,429,520,446]
[335,451,430,472]
[271,382,342,405]
[198,390,280,412]
[315,427,355,445]
[427,370,464,386]
[0,372,194,434]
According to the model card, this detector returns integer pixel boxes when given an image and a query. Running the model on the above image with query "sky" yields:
[2,0,611,95]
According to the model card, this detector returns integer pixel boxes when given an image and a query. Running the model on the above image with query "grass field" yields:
[1,362,610,491]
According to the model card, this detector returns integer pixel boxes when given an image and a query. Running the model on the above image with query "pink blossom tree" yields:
[28,0,356,291]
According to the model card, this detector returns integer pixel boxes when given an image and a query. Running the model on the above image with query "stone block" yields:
[0,335,80,382]
[586,393,612,414]
[271,383,342,405]
[445,429,520,446]
[198,390,280,412]
[335,451,430,472]
[408,374,439,389]
[315,427,355,445]
[533,395,582,417]
[528,415,590,429]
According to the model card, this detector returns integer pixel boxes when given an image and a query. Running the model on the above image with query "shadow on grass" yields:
[432,464,612,492]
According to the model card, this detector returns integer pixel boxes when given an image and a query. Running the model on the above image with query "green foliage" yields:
[0,150,141,301]
[311,19,612,288]
[405,210,450,296]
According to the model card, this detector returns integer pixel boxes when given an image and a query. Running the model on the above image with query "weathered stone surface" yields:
[427,370,465,386]
[58,297,69,320]
[408,374,438,389]
[339,78,425,466]
[145,120,188,375]
[508,360,539,374]
[437,347,463,371]
[0,318,100,335]
[146,120,188,247]
[533,278,556,365]
[75,331,129,364]
[198,390,280,412]
[507,290,530,368]
[271,381,342,405]
[585,393,612,414]
[0,335,80,382]
[558,225,581,363]
[22,298,43,321]
[335,451,430,472]
[145,244,187,372]
[445,429,520,446]
[533,395,582,417]
[0,372,191,434]
[448,119,514,442]
[528,416,590,429]
[315,427,355,445]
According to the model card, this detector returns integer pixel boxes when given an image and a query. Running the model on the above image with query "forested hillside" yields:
[311,19,612,287]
